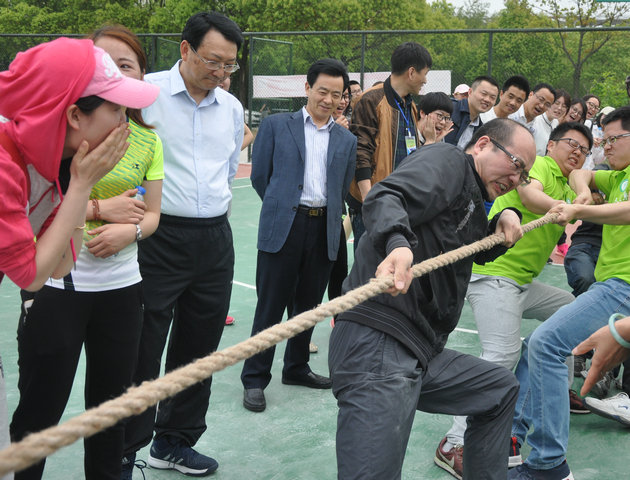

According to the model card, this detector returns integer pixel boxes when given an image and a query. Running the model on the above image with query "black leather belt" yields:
[297,205,327,217]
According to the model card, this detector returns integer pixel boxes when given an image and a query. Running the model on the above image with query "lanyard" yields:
[394,98,413,136]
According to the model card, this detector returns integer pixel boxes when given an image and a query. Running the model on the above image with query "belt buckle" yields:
[309,208,319,217]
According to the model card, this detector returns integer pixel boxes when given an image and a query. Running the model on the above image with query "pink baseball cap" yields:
[81,46,159,109]
[453,84,470,94]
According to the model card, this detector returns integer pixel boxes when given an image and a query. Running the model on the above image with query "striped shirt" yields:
[300,107,334,207]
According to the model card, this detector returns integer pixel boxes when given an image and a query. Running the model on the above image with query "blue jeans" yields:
[512,278,630,469]
[563,242,600,296]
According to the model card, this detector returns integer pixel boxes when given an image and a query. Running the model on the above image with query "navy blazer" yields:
[251,110,357,261]
[444,98,483,146]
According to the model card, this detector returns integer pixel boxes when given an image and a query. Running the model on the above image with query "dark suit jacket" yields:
[444,98,483,146]
[251,109,357,261]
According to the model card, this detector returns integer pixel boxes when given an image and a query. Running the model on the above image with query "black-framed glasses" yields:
[585,101,600,111]
[533,93,553,110]
[433,112,451,122]
[489,138,531,185]
[603,133,630,146]
[341,94,350,101]
[557,137,591,156]
[189,45,240,73]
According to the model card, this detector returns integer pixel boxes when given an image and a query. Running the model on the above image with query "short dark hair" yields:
[390,42,432,75]
[306,58,349,89]
[182,11,243,51]
[471,75,499,91]
[348,80,361,87]
[549,121,593,149]
[570,98,588,123]
[532,83,557,101]
[601,106,630,132]
[501,75,530,97]
[465,118,531,151]
[418,92,452,115]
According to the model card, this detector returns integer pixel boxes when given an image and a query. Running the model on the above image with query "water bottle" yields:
[135,185,146,202]
[134,186,146,244]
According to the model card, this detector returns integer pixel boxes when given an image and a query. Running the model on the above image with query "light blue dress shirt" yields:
[301,107,334,207]
[143,61,244,218]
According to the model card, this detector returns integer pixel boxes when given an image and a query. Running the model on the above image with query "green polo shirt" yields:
[472,155,576,285]
[594,165,630,284]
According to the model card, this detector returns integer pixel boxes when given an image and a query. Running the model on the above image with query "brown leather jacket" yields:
[348,76,419,206]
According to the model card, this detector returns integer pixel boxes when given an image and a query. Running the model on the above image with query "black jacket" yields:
[444,98,483,147]
[339,142,512,367]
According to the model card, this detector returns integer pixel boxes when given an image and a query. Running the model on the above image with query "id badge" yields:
[405,135,417,155]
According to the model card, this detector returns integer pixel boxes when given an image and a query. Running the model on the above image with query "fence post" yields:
[487,31,493,77]
[248,35,254,162]
[360,32,366,88]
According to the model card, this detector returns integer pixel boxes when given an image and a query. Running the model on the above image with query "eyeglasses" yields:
[569,105,583,115]
[556,137,591,156]
[189,45,240,73]
[586,101,600,111]
[341,94,350,101]
[533,93,552,110]
[603,133,630,146]
[489,138,530,185]
[432,112,451,122]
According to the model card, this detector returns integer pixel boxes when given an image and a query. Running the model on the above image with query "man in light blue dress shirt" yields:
[240,59,356,413]
[122,12,244,478]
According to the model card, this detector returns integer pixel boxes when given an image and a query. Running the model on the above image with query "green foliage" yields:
[538,0,630,96]
[1,0,630,106]
[588,72,628,109]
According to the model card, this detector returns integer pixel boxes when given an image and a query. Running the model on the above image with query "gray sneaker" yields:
[585,392,630,426]
[591,370,615,399]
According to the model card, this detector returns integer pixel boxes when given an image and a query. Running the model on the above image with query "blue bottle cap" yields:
[135,186,146,196]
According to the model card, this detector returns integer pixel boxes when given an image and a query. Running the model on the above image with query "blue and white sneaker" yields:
[148,436,218,476]
[585,391,630,426]
[508,461,574,480]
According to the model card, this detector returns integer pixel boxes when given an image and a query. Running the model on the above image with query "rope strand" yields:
[0,213,558,475]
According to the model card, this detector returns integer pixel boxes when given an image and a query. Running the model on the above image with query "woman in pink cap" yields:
[0,37,159,480]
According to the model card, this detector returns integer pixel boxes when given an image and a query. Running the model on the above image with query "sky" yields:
[431,0,585,16]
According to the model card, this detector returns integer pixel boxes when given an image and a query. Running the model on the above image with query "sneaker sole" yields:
[147,455,218,476]
[569,407,591,414]
[433,455,462,480]
[508,454,522,468]
[585,404,630,426]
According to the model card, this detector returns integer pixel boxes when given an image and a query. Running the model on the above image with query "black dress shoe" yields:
[243,388,266,412]
[282,371,332,389]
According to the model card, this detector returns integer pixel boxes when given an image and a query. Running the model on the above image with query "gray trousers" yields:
[329,321,519,480]
[446,275,575,446]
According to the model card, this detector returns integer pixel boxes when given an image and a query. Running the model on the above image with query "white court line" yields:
[230,279,519,339]
[233,280,256,290]
[232,184,251,189]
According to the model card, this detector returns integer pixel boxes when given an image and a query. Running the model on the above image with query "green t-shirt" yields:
[594,165,630,283]
[472,155,576,285]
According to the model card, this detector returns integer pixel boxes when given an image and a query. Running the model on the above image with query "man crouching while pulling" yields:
[329,118,536,480]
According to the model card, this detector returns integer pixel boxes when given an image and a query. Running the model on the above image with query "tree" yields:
[537,0,630,96]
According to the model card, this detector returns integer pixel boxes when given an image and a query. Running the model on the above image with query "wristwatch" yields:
[135,224,143,242]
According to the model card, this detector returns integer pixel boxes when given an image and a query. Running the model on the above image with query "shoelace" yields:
[133,459,148,480]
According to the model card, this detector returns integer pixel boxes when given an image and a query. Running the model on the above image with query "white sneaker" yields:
[584,392,630,426]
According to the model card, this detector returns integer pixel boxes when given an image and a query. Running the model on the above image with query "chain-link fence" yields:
[3,27,630,153]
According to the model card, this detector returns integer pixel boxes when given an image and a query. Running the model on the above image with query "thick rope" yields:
[0,213,558,475]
